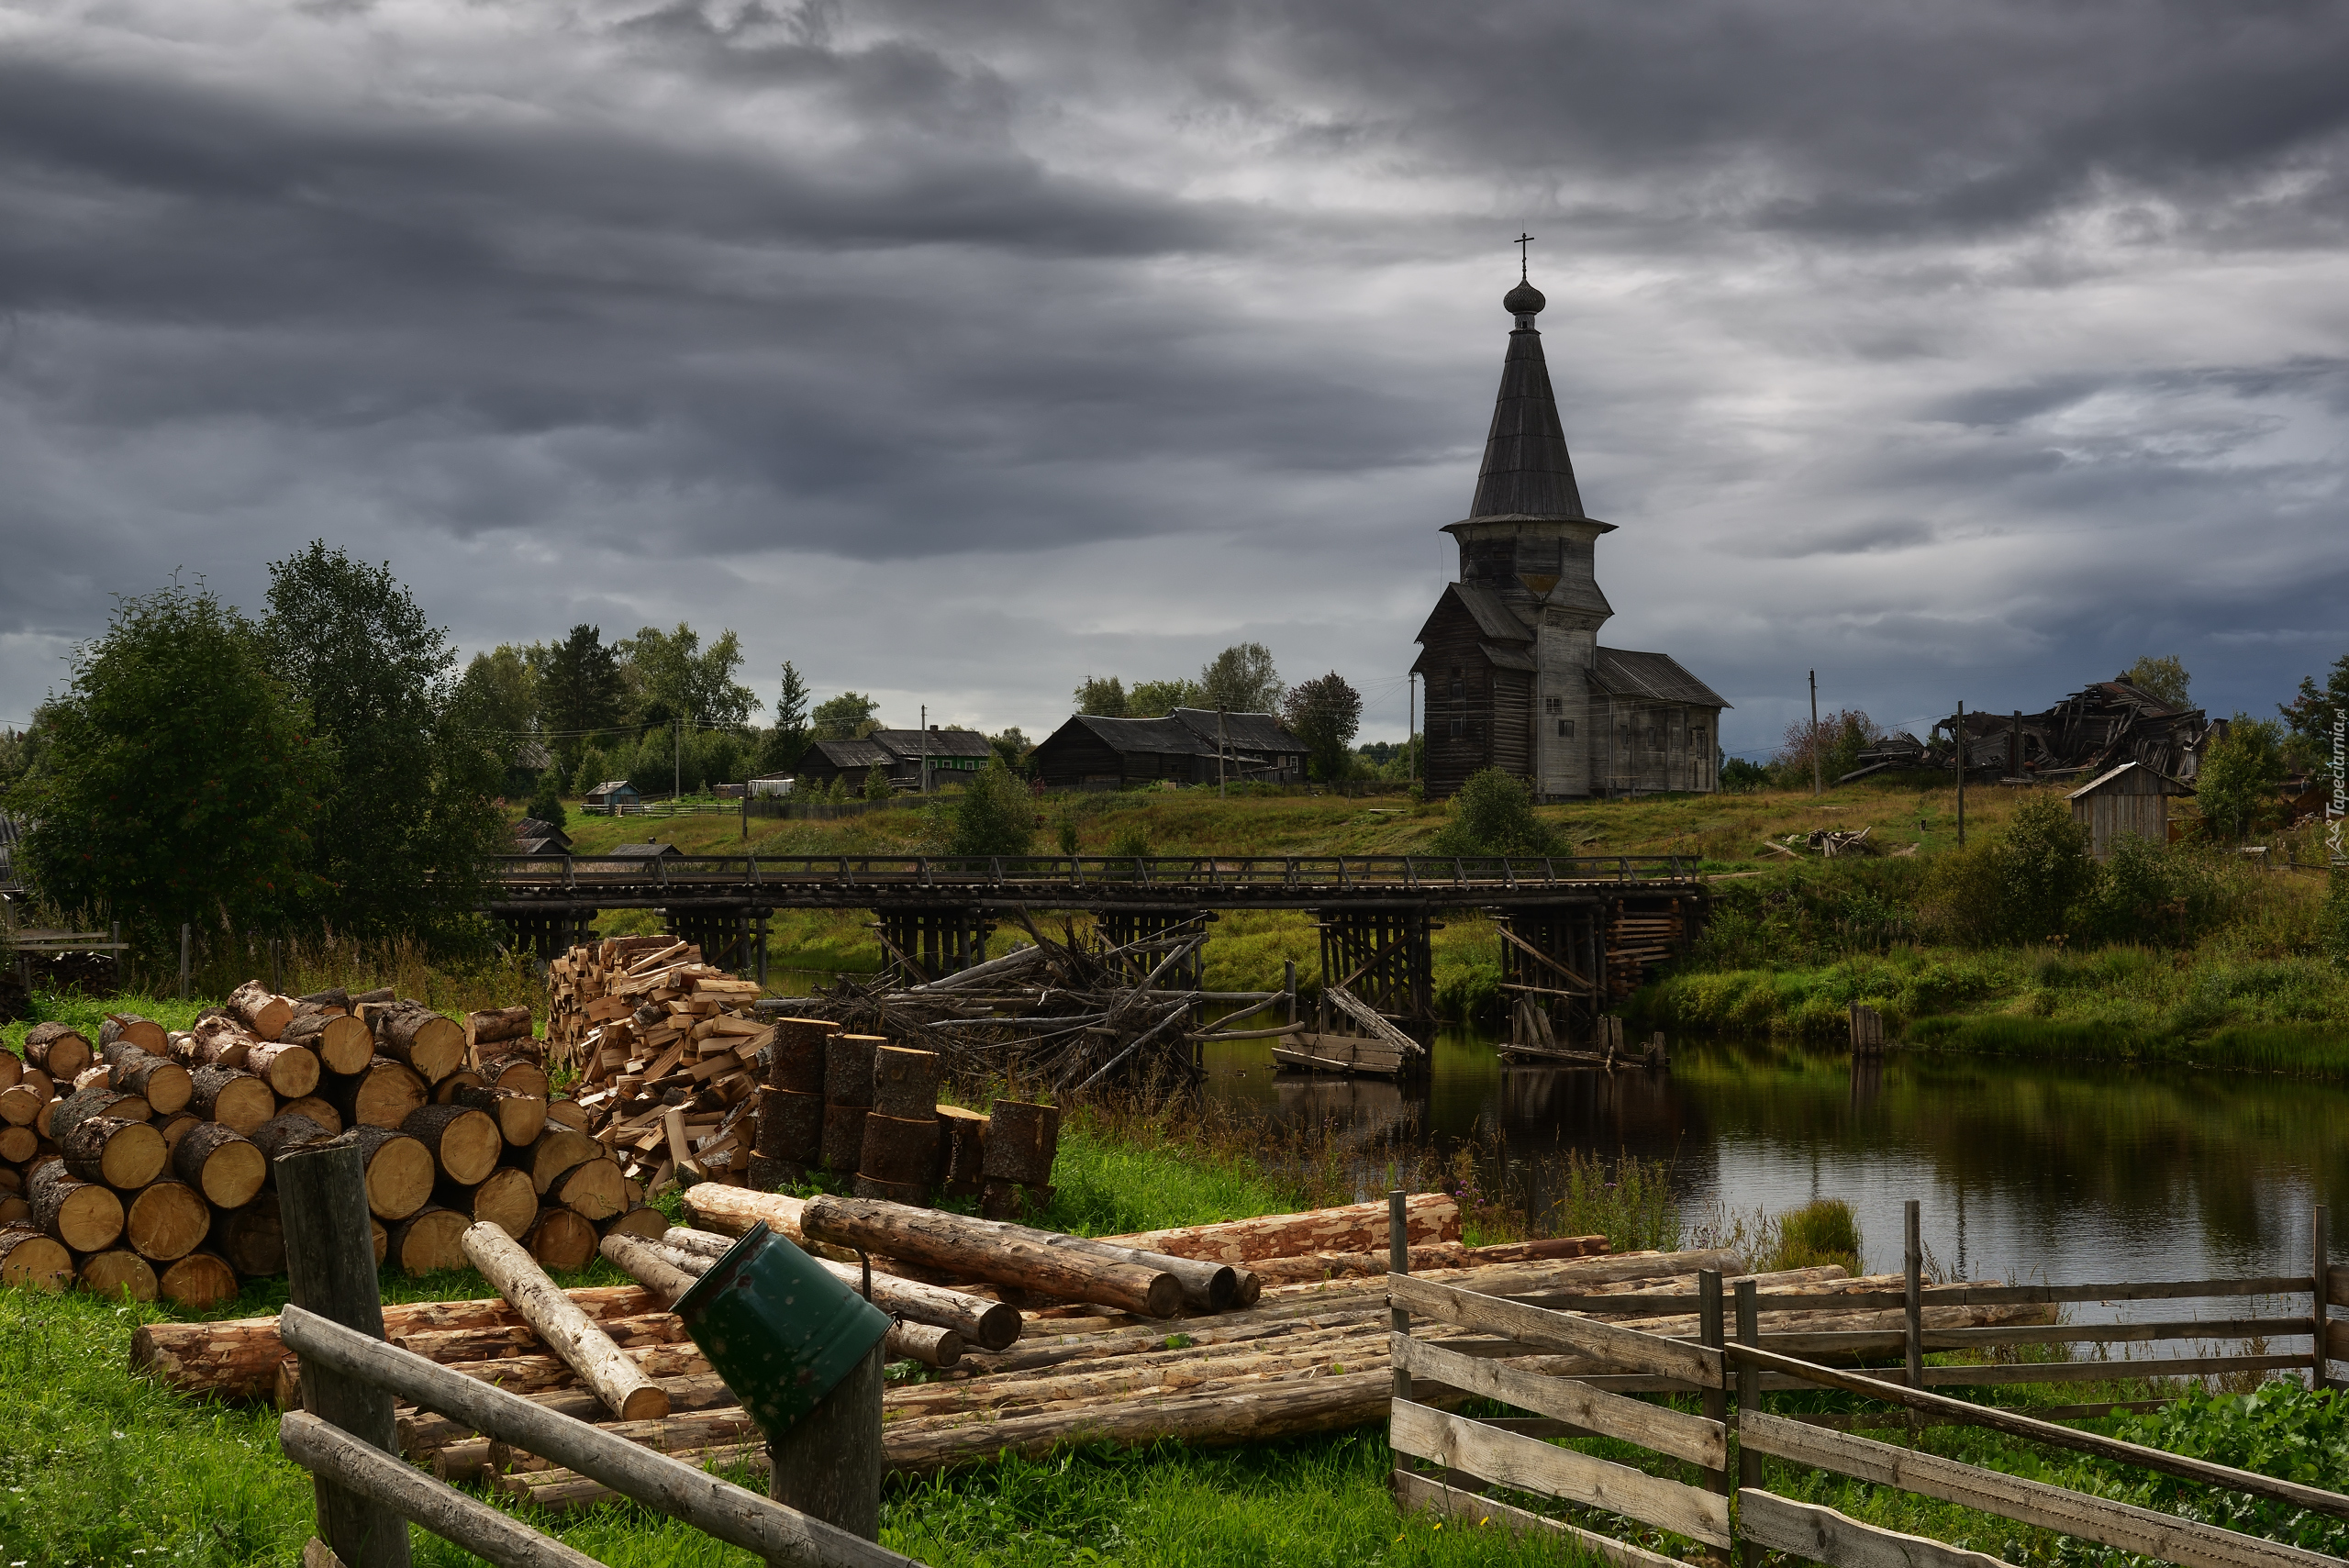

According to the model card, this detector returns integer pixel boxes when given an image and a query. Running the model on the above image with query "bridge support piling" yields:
[876,907,990,985]
[1313,907,1432,1021]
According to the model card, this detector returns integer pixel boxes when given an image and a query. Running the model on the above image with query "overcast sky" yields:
[4,0,2346,756]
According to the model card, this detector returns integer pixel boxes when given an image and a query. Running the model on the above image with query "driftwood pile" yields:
[0,983,649,1302]
[783,916,1316,1095]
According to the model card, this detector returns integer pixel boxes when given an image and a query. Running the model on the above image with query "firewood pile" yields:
[783,915,1295,1096]
[0,982,652,1304]
[553,936,781,1195]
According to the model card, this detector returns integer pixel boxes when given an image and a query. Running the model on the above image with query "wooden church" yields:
[1414,268,1728,800]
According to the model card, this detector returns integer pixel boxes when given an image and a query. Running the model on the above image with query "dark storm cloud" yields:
[1,0,2345,748]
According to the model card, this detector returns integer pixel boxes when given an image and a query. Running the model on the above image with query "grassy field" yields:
[5,1098,2337,1568]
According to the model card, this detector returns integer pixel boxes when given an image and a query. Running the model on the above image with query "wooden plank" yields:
[1392,1469,1686,1568]
[1760,1320,2312,1354]
[1920,1356,2310,1388]
[1737,1487,2005,1568]
[1391,1274,1721,1386]
[1323,987,1421,1056]
[1393,1335,1725,1469]
[1737,1412,2340,1568]
[1389,1400,1732,1549]
[1724,1342,2349,1519]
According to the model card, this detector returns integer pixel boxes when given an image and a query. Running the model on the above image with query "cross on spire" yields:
[1516,232,1534,280]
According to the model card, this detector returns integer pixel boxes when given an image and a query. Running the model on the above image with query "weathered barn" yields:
[1030,709,1307,789]
[2067,762,2193,858]
[511,817,572,854]
[796,739,897,793]
[1412,271,1727,799]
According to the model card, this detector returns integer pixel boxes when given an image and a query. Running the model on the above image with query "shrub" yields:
[1107,819,1152,858]
[524,772,566,829]
[948,758,1035,857]
[1720,757,1769,793]
[1429,768,1556,856]
[2198,716,2289,841]
[1921,794,2094,945]
[862,766,892,803]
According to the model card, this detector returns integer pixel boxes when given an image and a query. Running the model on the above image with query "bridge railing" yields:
[487,851,1699,892]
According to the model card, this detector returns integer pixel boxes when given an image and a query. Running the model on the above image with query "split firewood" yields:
[462,1221,670,1421]
[466,1006,535,1051]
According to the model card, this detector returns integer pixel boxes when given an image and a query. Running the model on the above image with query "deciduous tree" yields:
[812,691,881,740]
[11,583,328,955]
[1073,676,1128,717]
[1199,643,1283,716]
[2197,717,2287,841]
[949,758,1035,856]
[262,541,504,949]
[1282,672,1363,782]
[2120,655,2193,709]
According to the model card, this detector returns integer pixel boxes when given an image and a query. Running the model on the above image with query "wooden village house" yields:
[2066,762,2193,859]
[1030,708,1308,789]
[796,726,998,794]
[1413,270,1727,799]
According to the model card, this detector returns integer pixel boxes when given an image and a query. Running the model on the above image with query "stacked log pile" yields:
[1,984,643,1300]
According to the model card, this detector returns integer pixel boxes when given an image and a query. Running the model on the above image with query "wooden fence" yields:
[1391,1200,2349,1568]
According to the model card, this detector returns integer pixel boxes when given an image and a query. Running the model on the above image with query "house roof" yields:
[1168,709,1304,754]
[1465,279,1587,522]
[1588,648,1731,708]
[1480,643,1540,673]
[513,838,569,857]
[602,842,679,860]
[2066,761,2194,799]
[1063,714,1213,756]
[870,728,996,760]
[807,738,896,770]
[512,818,571,846]
[584,780,637,796]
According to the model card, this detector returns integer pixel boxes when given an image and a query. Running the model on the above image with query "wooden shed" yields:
[2065,762,2192,859]
[583,780,640,813]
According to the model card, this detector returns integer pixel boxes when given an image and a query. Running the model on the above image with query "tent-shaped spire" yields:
[1466,278,1586,520]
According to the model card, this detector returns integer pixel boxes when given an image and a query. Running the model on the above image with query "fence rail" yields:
[1389,1199,2349,1568]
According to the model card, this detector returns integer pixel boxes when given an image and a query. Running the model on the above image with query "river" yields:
[1200,1029,2347,1291]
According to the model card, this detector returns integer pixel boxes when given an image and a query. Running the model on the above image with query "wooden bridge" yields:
[485,851,1709,1027]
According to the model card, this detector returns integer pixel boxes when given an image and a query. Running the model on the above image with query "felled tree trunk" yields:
[461,1221,670,1421]
[226,981,295,1041]
[172,1122,267,1207]
[322,1056,427,1130]
[189,1065,275,1134]
[802,1195,1181,1318]
[30,1161,125,1252]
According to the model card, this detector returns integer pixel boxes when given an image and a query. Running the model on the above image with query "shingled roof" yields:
[1466,279,1586,521]
[1168,709,1303,756]
[1587,648,1731,708]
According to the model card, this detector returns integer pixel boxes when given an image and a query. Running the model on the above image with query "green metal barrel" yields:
[672,1220,892,1439]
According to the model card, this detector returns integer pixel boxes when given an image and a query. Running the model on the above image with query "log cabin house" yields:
[1030,708,1308,789]
[796,727,997,793]
[1413,271,1727,800]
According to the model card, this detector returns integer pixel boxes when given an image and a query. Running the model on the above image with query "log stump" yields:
[173,1122,267,1208]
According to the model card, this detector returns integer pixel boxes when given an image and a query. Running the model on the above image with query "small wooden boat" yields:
[1271,1032,1406,1079]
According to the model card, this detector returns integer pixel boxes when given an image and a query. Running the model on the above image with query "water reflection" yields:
[1201,1028,2347,1285]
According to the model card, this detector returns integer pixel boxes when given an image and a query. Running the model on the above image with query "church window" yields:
[1449,680,1464,700]
[1449,717,1464,740]
[1557,719,1575,738]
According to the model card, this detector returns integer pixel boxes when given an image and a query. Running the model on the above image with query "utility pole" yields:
[1218,707,1228,798]
[920,704,929,796]
[1955,699,1966,847]
[1408,674,1417,786]
[674,716,682,803]
[1809,670,1821,797]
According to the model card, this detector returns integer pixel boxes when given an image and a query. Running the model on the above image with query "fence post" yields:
[767,1342,884,1540]
[278,1140,411,1568]
[2316,1204,2332,1393]
[1699,1267,1729,1562]
[179,922,191,1001]
[1904,1199,1924,1392]
[1735,1278,1761,1568]
[1389,1187,1412,1403]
